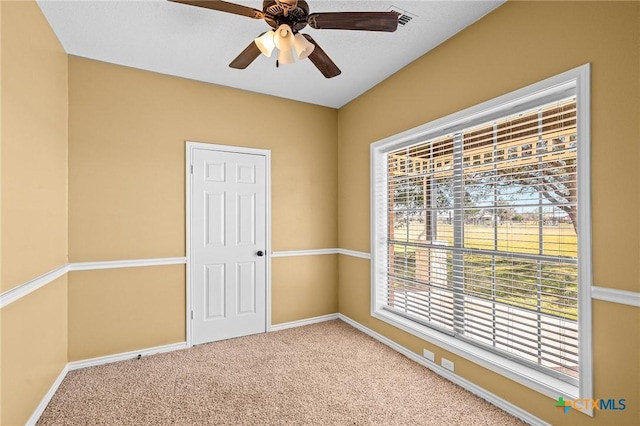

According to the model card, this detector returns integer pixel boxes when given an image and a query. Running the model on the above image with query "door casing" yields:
[185,141,271,347]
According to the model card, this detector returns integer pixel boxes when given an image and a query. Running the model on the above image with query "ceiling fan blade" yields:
[168,0,265,19]
[229,41,261,69]
[303,35,341,79]
[307,12,399,32]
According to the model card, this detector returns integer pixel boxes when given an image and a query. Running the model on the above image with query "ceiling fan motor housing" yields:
[264,0,309,31]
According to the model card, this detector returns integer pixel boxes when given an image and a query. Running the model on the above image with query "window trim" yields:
[370,64,591,409]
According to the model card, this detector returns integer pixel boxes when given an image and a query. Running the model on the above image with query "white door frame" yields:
[185,141,271,347]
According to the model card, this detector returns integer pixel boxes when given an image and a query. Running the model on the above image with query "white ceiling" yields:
[37,0,504,108]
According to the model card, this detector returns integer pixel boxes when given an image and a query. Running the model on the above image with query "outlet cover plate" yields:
[441,357,455,372]
[423,349,435,362]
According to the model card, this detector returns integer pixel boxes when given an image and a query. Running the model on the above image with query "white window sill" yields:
[372,308,579,401]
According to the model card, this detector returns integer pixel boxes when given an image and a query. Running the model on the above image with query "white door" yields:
[190,147,267,345]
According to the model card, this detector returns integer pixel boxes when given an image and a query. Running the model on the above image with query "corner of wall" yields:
[0,0,70,424]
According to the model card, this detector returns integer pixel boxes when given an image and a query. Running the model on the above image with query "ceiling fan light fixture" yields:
[254,30,276,57]
[277,47,296,65]
[173,0,400,78]
[274,24,294,51]
[293,33,315,59]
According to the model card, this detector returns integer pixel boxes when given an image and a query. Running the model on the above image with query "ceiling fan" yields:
[169,0,400,78]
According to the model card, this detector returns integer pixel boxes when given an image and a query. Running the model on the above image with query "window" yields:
[371,65,591,401]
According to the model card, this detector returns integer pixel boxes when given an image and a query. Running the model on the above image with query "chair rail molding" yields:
[592,286,640,307]
[0,257,187,308]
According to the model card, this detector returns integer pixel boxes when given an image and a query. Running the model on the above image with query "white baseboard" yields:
[269,313,339,332]
[337,314,550,426]
[28,342,188,424]
[68,342,188,371]
[29,318,548,425]
[26,319,338,423]
[25,364,70,426]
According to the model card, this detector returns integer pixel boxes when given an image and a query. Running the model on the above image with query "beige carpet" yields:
[38,320,526,425]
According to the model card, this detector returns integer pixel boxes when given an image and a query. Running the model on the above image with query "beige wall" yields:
[67,56,339,356]
[1,277,67,426]
[1,0,68,292]
[68,266,185,361]
[0,1,69,423]
[337,1,639,425]
[68,57,338,261]
[272,255,338,325]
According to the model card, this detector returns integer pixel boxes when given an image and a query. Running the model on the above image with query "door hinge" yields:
[190,165,193,174]
[191,310,194,320]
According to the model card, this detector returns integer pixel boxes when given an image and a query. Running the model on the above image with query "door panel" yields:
[236,193,256,245]
[236,262,256,315]
[205,264,225,319]
[191,148,267,344]
[205,193,225,246]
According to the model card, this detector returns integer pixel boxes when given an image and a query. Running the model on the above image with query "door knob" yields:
[256,250,264,257]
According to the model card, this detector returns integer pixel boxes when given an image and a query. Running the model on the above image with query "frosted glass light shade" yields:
[255,31,276,57]
[293,33,315,59]
[278,48,295,64]
[274,24,294,51]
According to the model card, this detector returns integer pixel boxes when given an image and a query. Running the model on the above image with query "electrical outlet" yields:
[422,349,435,362]
[441,357,455,372]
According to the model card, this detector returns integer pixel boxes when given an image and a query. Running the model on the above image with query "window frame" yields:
[370,64,592,408]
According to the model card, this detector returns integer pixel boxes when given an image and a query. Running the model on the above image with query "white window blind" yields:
[381,97,580,384]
